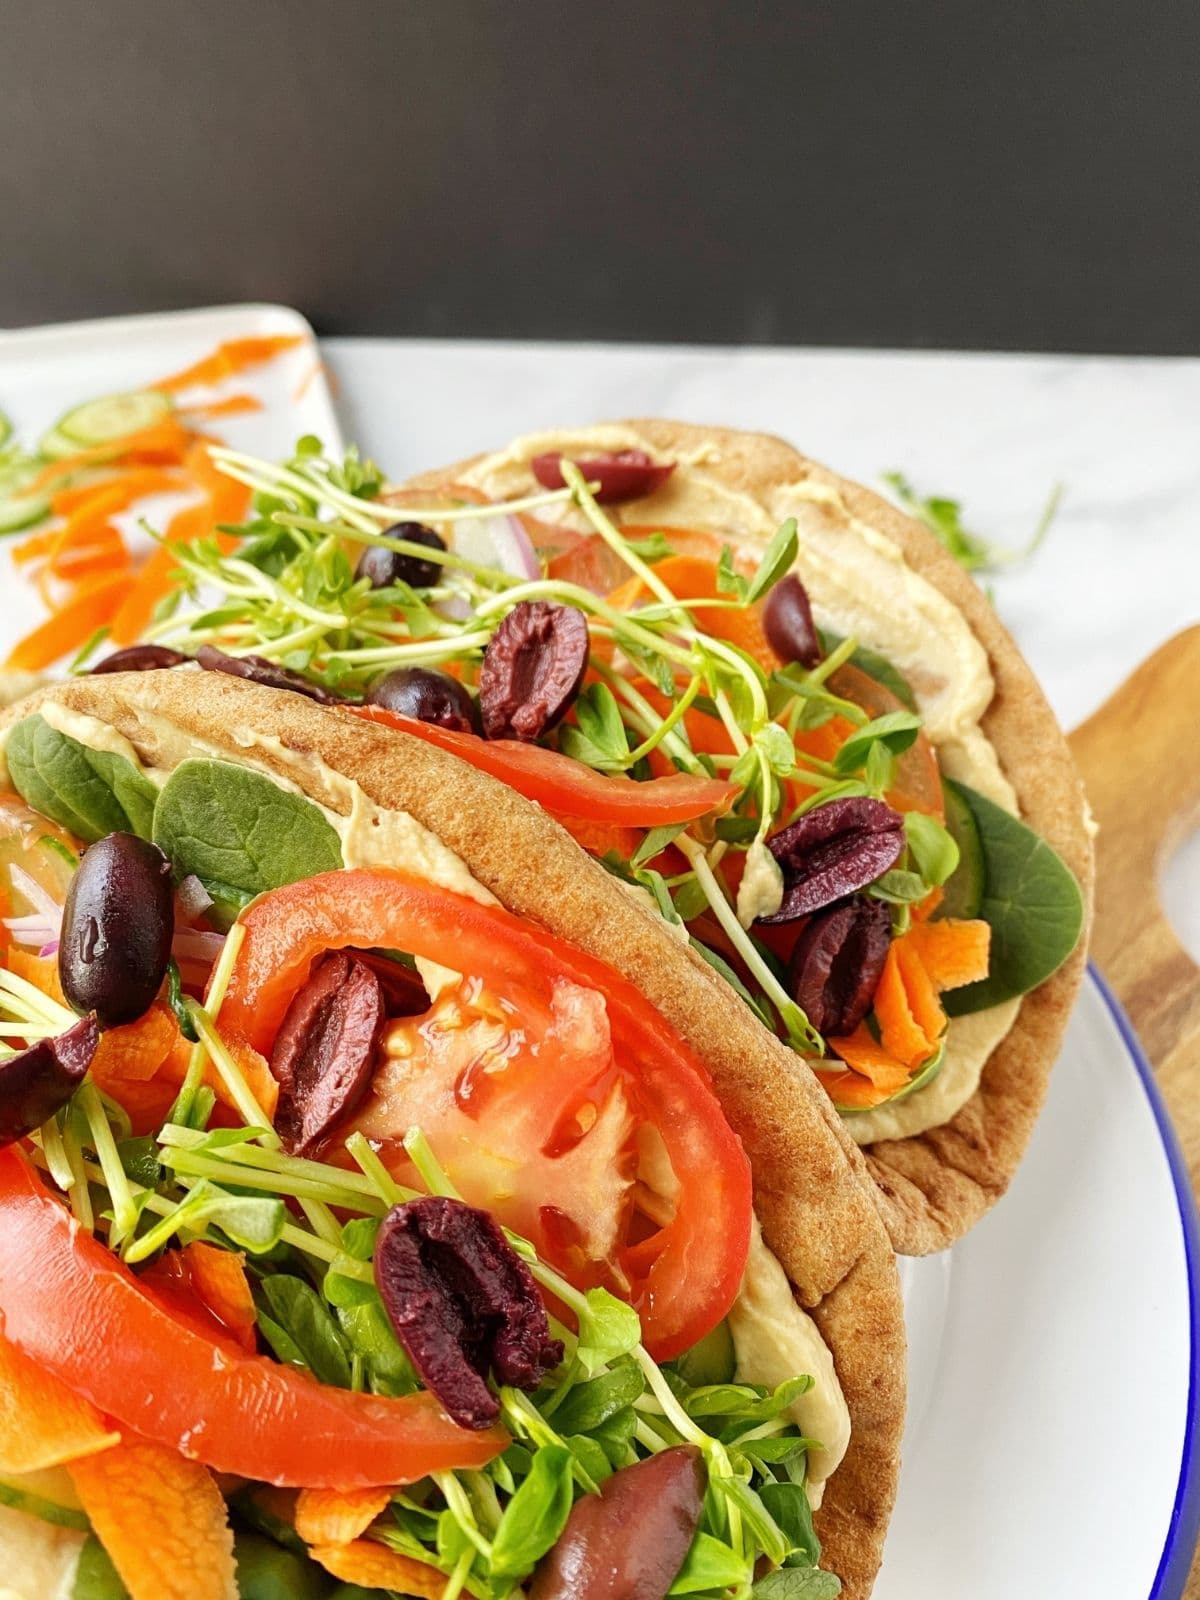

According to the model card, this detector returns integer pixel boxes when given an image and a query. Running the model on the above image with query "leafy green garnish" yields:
[256,1275,353,1389]
[942,779,1084,1014]
[883,471,1062,576]
[814,628,916,710]
[6,714,157,843]
[151,759,342,904]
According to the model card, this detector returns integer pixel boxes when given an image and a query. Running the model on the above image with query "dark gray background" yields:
[2,1,1197,351]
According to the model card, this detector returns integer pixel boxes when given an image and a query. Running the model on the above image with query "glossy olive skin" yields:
[59,834,174,1028]
[529,1445,706,1600]
[366,666,479,734]
[90,644,189,674]
[356,522,447,590]
[763,574,822,668]
[0,1014,97,1147]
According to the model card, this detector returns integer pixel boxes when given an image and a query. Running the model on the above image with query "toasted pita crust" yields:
[1,670,905,1599]
[409,421,1095,1255]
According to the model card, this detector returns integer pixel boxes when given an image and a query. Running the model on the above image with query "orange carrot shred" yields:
[905,917,991,990]
[177,393,264,420]
[813,1065,897,1110]
[91,1003,182,1086]
[155,335,305,394]
[309,1540,445,1595]
[184,1244,258,1354]
[295,1485,394,1546]
[825,1024,913,1090]
[0,1333,119,1474]
[872,942,939,1068]
[69,1439,237,1600]
[5,572,130,670]
[894,938,946,1047]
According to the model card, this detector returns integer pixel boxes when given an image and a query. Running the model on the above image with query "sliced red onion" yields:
[172,929,226,965]
[8,865,61,924]
[450,515,540,581]
[37,940,59,959]
[2,915,61,947]
[175,874,215,923]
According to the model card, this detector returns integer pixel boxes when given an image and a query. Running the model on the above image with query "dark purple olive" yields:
[356,522,447,590]
[90,645,189,674]
[270,952,384,1154]
[59,834,174,1028]
[195,644,342,704]
[0,1014,98,1147]
[365,667,478,734]
[478,601,589,741]
[531,451,675,505]
[529,1446,706,1600]
[763,574,822,668]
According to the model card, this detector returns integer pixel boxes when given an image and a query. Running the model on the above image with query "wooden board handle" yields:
[1068,625,1200,1073]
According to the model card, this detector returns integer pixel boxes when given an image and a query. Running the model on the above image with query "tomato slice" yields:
[345,706,736,826]
[0,1148,505,1487]
[218,870,753,1360]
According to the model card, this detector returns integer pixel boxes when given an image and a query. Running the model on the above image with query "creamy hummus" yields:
[728,1219,849,1507]
[462,426,1026,1141]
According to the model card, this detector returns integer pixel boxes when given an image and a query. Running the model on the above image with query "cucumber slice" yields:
[54,388,172,449]
[0,408,12,449]
[938,778,985,919]
[674,1318,736,1386]
[38,425,85,460]
[0,461,50,534]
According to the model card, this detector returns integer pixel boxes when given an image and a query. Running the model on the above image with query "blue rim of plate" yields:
[1089,964,1200,1598]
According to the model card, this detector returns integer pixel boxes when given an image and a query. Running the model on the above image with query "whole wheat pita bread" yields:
[407,422,1095,1255]
[1,670,906,1600]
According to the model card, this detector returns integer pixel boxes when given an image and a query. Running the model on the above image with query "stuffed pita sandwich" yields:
[0,669,904,1600]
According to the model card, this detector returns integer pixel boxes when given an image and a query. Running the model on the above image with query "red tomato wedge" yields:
[217,870,753,1360]
[345,705,735,826]
[0,1149,505,1487]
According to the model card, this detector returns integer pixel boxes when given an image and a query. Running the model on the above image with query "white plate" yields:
[0,303,339,650]
[882,969,1199,1599]
[0,319,1195,1596]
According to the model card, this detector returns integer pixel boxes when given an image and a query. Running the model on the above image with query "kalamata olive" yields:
[531,450,676,504]
[529,1445,706,1600]
[195,644,342,704]
[90,644,189,674]
[763,574,822,668]
[365,666,478,734]
[760,797,905,923]
[789,896,892,1035]
[355,522,447,590]
[59,834,173,1028]
[270,952,385,1154]
[0,1014,97,1147]
[478,601,589,741]
[374,1195,562,1430]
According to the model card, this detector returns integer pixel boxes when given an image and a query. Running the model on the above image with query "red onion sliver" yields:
[172,929,226,965]
[7,865,61,924]
[175,874,215,923]
[37,940,59,959]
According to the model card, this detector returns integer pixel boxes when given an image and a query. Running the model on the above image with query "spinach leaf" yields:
[6,714,157,843]
[151,759,342,904]
[816,628,916,710]
[232,1531,328,1600]
[942,779,1084,1015]
[256,1275,353,1389]
[753,1568,842,1598]
[489,1443,575,1577]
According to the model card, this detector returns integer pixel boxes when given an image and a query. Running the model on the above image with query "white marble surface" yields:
[324,339,1200,954]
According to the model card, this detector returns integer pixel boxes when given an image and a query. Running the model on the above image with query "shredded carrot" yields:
[295,1485,394,1546]
[905,917,991,990]
[92,1003,182,1086]
[825,1025,913,1091]
[177,393,263,420]
[607,553,782,674]
[4,572,130,671]
[5,948,67,1004]
[69,1439,237,1600]
[813,1065,898,1110]
[48,467,183,520]
[183,1243,258,1354]
[0,1333,119,1473]
[156,335,305,394]
[873,940,943,1068]
[24,422,193,494]
[292,359,326,402]
[309,1540,445,1595]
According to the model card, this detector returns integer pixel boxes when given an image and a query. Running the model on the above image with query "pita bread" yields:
[1,670,907,1600]
[408,422,1095,1255]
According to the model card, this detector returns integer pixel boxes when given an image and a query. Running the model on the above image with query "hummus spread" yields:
[462,426,1025,1142]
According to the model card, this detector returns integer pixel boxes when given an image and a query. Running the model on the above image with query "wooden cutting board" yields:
[1068,624,1200,1593]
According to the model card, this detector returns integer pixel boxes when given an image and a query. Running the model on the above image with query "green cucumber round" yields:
[54,388,172,450]
[938,778,985,919]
